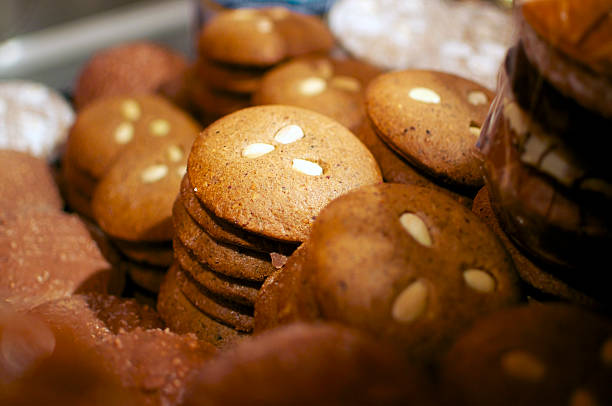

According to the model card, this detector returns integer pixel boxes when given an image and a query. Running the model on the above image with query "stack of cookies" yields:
[62,94,201,297]
[159,105,382,346]
[358,69,495,206]
[252,53,382,132]
[190,6,335,123]
[475,2,611,309]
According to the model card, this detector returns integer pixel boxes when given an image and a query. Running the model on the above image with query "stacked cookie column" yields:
[190,6,335,123]
[475,2,611,309]
[159,105,382,347]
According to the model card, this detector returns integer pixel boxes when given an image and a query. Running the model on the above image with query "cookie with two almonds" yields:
[366,70,494,191]
[301,183,521,361]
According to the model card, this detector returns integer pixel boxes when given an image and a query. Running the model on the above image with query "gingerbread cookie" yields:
[183,322,437,406]
[253,54,382,131]
[441,303,612,406]
[157,263,247,347]
[302,183,520,361]
[173,197,276,282]
[174,237,260,307]
[198,7,334,67]
[366,70,493,190]
[195,58,267,94]
[187,105,382,242]
[73,41,188,110]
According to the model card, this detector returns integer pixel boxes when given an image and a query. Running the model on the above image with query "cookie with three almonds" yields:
[366,70,494,190]
[65,94,200,183]
[302,183,520,361]
[92,131,197,242]
[0,150,63,214]
[157,263,247,348]
[441,303,612,406]
[253,54,382,131]
[188,105,382,243]
[183,322,437,406]
[73,41,188,110]
[198,7,334,67]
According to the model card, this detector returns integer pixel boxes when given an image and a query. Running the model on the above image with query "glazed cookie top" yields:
[66,94,200,180]
[198,7,334,67]
[73,41,188,110]
[253,55,382,131]
[188,105,382,242]
[441,303,612,406]
[366,70,493,189]
[303,183,520,361]
[0,81,74,162]
[92,131,196,242]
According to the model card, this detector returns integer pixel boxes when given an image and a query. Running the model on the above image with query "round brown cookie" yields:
[113,239,174,267]
[302,183,521,362]
[254,243,320,333]
[472,187,605,310]
[173,197,277,282]
[66,94,200,182]
[175,266,254,333]
[0,209,119,312]
[125,261,167,294]
[441,303,612,406]
[174,237,260,307]
[97,328,215,406]
[195,58,267,94]
[520,1,612,117]
[179,175,297,255]
[355,120,473,207]
[73,41,188,110]
[80,218,125,292]
[189,75,252,120]
[188,105,382,242]
[0,149,63,213]
[366,69,493,190]
[157,263,246,347]
[0,311,140,405]
[60,153,98,200]
[252,54,382,132]
[183,322,437,406]
[92,129,197,242]
[0,81,75,162]
[28,294,163,347]
[197,7,334,67]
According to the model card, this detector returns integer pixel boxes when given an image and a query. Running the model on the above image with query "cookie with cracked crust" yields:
[253,54,382,132]
[187,105,382,243]
[180,175,297,255]
[157,263,247,347]
[366,69,493,190]
[174,237,260,307]
[173,197,276,282]
[302,183,520,362]
[198,7,334,67]
[441,303,612,406]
